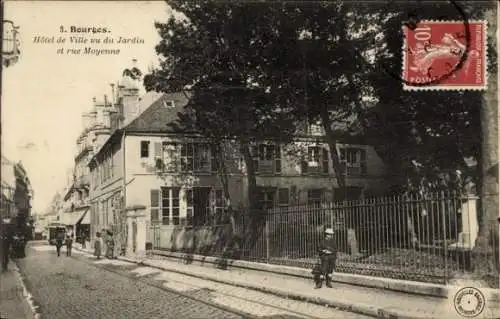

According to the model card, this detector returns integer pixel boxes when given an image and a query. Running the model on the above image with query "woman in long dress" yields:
[106,231,115,259]
[94,232,102,259]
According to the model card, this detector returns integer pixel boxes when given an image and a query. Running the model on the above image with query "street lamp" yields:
[2,20,21,67]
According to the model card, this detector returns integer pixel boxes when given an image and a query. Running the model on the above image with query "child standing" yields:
[314,228,337,289]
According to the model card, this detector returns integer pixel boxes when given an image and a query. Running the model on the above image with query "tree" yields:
[144,2,298,254]
[365,1,498,285]
[256,2,382,192]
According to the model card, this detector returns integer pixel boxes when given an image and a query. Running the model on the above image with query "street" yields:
[11,243,369,319]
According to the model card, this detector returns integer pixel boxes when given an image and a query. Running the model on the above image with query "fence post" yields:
[441,191,448,282]
[265,216,270,263]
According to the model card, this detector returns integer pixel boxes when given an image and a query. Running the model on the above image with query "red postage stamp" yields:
[402,21,487,90]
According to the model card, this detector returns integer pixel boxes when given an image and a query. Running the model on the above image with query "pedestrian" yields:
[66,234,73,257]
[55,231,65,257]
[82,232,87,249]
[1,224,13,272]
[106,231,115,259]
[94,232,103,259]
[314,228,337,289]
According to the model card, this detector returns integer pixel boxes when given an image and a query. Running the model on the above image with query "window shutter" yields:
[275,145,282,174]
[360,149,367,174]
[301,156,308,174]
[258,144,266,160]
[210,145,218,172]
[150,209,159,223]
[322,148,329,174]
[251,145,259,172]
[154,142,162,158]
[150,189,159,207]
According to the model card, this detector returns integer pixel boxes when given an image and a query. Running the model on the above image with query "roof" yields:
[124,91,189,132]
[90,91,190,164]
[121,91,164,128]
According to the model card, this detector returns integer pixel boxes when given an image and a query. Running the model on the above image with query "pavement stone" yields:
[21,243,370,318]
[0,261,35,319]
[17,246,244,319]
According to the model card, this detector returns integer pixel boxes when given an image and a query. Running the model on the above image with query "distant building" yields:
[1,155,34,235]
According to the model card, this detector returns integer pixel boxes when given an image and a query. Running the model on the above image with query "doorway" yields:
[193,187,211,226]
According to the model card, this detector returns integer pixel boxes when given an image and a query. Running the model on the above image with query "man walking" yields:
[1,224,12,271]
[55,231,64,257]
[314,228,337,289]
[65,234,73,257]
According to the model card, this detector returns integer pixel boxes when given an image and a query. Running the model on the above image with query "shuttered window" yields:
[150,189,160,224]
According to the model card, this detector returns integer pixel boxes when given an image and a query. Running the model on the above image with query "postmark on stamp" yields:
[402,20,487,91]
[453,287,486,317]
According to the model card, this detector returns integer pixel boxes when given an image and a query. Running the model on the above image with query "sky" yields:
[2,1,171,214]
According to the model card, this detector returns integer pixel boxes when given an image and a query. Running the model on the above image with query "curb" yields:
[151,250,500,303]
[9,261,41,319]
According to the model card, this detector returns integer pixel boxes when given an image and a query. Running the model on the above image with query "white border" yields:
[402,20,488,91]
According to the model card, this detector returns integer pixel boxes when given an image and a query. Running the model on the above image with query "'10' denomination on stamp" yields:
[402,20,487,91]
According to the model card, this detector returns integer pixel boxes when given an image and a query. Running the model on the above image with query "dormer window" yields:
[163,100,175,108]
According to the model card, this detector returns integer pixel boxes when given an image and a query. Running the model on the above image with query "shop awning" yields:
[60,208,89,226]
[77,209,90,225]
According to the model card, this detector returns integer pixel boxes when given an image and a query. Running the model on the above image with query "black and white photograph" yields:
[0,1,498,318]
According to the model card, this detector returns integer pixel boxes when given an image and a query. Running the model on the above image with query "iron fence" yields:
[151,191,482,284]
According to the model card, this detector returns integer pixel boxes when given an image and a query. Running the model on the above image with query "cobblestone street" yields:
[13,244,369,319]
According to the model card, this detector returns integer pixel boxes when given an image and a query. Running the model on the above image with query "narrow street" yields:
[13,243,369,319]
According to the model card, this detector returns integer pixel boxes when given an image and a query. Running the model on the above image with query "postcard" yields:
[1,1,498,318]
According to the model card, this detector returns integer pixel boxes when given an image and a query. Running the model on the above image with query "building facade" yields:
[1,155,34,236]
[84,72,388,257]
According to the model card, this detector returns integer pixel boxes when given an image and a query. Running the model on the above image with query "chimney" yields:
[102,95,112,128]
[117,59,141,126]
[110,84,115,105]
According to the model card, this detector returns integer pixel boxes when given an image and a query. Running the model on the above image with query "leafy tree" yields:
[144,2,299,255]
[365,1,498,285]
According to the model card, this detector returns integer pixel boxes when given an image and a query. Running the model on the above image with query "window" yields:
[155,142,212,173]
[159,187,181,225]
[140,141,150,158]
[179,143,211,172]
[214,189,224,215]
[257,187,276,211]
[307,189,324,206]
[277,188,289,207]
[339,148,367,175]
[302,146,329,174]
[163,100,175,108]
[308,120,324,136]
[251,144,281,174]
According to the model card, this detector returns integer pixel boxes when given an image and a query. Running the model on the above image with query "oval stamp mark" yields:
[453,287,486,317]
[402,20,487,91]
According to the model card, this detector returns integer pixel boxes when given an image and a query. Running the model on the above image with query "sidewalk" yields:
[0,261,36,319]
[75,245,500,319]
